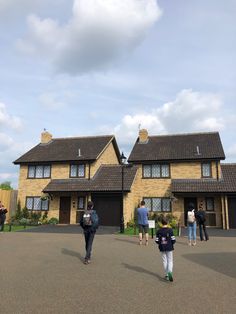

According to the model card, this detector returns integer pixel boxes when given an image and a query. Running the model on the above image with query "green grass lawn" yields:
[2,224,37,232]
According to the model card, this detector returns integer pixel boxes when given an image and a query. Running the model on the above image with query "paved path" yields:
[0,226,236,314]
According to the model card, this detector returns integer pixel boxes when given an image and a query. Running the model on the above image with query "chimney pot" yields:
[139,129,148,143]
[41,131,52,144]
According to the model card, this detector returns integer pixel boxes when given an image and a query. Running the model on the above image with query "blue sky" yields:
[0,0,236,188]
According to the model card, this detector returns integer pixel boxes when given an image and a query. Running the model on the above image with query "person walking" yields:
[187,203,197,246]
[155,217,176,282]
[80,201,99,265]
[137,200,149,246]
[195,207,209,241]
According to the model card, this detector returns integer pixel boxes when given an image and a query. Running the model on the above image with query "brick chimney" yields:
[139,129,148,143]
[41,130,52,144]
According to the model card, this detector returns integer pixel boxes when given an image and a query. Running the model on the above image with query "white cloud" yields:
[17,0,162,75]
[0,103,22,130]
[110,89,225,147]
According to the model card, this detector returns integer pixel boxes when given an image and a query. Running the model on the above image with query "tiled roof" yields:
[14,135,119,164]
[128,132,225,162]
[43,165,138,192]
[171,164,236,193]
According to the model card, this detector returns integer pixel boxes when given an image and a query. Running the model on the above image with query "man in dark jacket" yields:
[195,208,209,241]
[80,201,99,265]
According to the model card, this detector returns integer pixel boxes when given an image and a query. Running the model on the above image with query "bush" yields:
[19,218,30,226]
[155,213,178,229]
[126,219,135,228]
[39,211,48,224]
[48,217,59,225]
[29,212,42,225]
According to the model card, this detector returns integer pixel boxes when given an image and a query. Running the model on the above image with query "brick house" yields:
[14,129,236,229]
[126,129,236,229]
[13,131,137,225]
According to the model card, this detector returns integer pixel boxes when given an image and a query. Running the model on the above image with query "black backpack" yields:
[197,211,206,223]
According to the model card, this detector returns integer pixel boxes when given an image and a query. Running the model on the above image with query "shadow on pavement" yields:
[122,263,169,283]
[182,252,236,278]
[61,248,85,263]
[114,237,139,245]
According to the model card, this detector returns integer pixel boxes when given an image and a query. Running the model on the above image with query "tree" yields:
[0,181,13,190]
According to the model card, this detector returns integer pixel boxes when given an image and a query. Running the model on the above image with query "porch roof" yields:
[43,165,138,193]
[172,163,236,193]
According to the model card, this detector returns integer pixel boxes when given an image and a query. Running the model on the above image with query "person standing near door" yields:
[195,206,209,241]
[80,201,99,265]
[187,203,197,246]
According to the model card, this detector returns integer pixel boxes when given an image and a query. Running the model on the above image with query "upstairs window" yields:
[70,164,85,178]
[26,197,49,211]
[28,165,51,178]
[143,164,170,178]
[202,162,211,178]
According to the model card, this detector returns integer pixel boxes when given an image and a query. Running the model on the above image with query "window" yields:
[206,197,214,211]
[77,197,85,209]
[28,165,51,178]
[70,164,85,178]
[202,162,211,177]
[26,197,49,211]
[143,164,170,178]
[143,197,171,212]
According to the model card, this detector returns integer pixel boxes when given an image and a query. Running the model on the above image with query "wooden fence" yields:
[0,189,18,221]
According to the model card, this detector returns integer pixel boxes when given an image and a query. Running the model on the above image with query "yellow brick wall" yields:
[171,161,218,179]
[90,141,119,177]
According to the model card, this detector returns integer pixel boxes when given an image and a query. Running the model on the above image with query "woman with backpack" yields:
[187,203,197,246]
[80,201,99,265]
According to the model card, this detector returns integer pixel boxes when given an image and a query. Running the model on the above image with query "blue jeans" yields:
[188,222,196,241]
[84,229,95,260]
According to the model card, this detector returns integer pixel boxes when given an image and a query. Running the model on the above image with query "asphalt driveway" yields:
[0,226,236,314]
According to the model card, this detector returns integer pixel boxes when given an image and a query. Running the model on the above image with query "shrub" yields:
[19,218,30,226]
[48,217,59,225]
[22,207,30,219]
[126,219,135,228]
[39,211,48,224]
[29,212,42,225]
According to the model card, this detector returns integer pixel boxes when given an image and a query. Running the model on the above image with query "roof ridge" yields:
[148,131,219,138]
[52,135,114,140]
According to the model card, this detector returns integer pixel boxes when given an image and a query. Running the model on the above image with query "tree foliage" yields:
[0,181,13,190]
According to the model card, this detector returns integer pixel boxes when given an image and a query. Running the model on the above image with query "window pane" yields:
[78,165,85,177]
[33,197,41,210]
[161,165,169,177]
[162,198,171,212]
[202,163,211,177]
[78,197,84,209]
[41,199,49,211]
[152,198,162,211]
[70,165,77,177]
[26,197,33,210]
[35,166,43,178]
[152,165,161,177]
[143,198,151,211]
[28,166,35,178]
[206,198,214,211]
[143,165,151,177]
[43,165,51,178]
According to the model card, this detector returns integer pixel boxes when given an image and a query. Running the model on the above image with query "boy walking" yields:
[155,217,176,282]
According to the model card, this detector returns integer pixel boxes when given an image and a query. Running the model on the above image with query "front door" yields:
[228,197,236,229]
[59,197,71,224]
[184,197,197,226]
